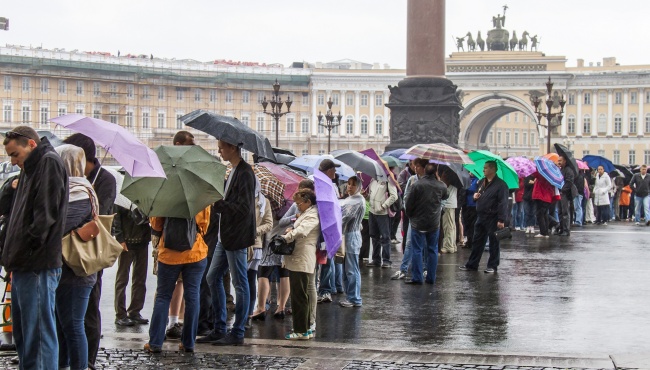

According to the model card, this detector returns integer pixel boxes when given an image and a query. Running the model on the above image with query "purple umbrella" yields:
[51,114,165,178]
[505,156,537,178]
[313,169,342,258]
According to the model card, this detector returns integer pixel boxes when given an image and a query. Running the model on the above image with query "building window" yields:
[374,116,383,136]
[360,116,368,135]
[143,86,151,99]
[332,118,339,134]
[109,110,118,124]
[3,104,11,123]
[109,83,117,97]
[530,133,536,145]
[256,116,264,132]
[522,132,527,146]
[645,114,650,133]
[22,77,30,92]
[629,150,636,165]
[40,78,49,94]
[75,106,84,115]
[598,149,606,156]
[225,91,233,104]
[346,93,353,106]
[317,94,324,105]
[318,122,324,134]
[40,106,49,127]
[241,115,249,128]
[567,93,575,105]
[3,76,10,91]
[142,112,150,129]
[287,117,295,133]
[22,105,30,123]
[375,94,383,107]
[76,81,83,95]
[194,89,201,102]
[614,114,622,133]
[584,92,591,105]
[505,114,510,122]
[630,114,637,134]
[126,84,134,99]
[646,91,650,103]
[58,107,67,118]
[583,150,590,157]
[514,112,519,122]
[497,131,502,144]
[514,132,519,145]
[488,132,493,145]
[301,118,309,133]
[257,92,265,104]
[158,86,165,101]
[598,91,606,105]
[176,89,184,101]
[332,93,339,106]
[242,91,250,104]
[615,92,622,104]
[318,150,325,155]
[176,113,184,129]
[302,93,309,106]
[568,115,576,134]
[613,150,620,165]
[645,150,650,165]
[58,80,66,94]
[157,112,165,128]
[126,111,134,128]
[361,94,368,106]
[346,115,354,135]
[93,109,101,119]
[583,115,591,134]
[302,149,309,156]
[598,114,607,133]
[631,92,638,104]
[505,131,511,145]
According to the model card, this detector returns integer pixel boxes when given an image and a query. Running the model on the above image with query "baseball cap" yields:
[318,159,341,171]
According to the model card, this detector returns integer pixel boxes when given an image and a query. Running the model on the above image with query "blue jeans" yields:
[523,200,536,227]
[343,231,362,305]
[635,195,650,222]
[334,263,344,293]
[56,284,92,370]
[369,213,392,264]
[410,228,440,284]
[318,258,335,295]
[512,202,524,228]
[206,243,249,338]
[573,195,584,225]
[399,225,413,273]
[149,258,206,349]
[12,268,61,370]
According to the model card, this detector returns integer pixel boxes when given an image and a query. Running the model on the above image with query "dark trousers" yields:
[389,212,400,240]
[369,213,391,264]
[288,271,311,334]
[247,269,257,315]
[465,215,500,270]
[401,212,410,253]
[597,205,610,223]
[85,270,102,369]
[620,205,630,220]
[359,218,370,263]
[559,194,572,233]
[462,206,477,248]
[535,200,550,235]
[198,254,213,332]
[114,247,148,319]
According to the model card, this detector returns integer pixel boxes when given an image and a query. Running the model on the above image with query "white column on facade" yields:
[369,90,375,137]
[591,89,598,137]
[576,90,583,137]
[339,90,347,137]
[311,89,318,136]
[606,89,613,137]
[354,91,361,136]
[638,88,645,137]
[622,88,629,137]
[383,89,390,137]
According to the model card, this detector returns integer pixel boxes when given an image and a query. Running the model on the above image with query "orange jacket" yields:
[151,206,211,265]
[620,185,632,206]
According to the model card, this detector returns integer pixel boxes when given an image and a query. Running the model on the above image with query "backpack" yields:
[163,217,198,252]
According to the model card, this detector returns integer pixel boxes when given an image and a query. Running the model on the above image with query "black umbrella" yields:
[181,110,276,161]
[439,163,471,189]
[272,147,297,157]
[614,164,633,185]
[554,143,579,174]
[1,130,64,147]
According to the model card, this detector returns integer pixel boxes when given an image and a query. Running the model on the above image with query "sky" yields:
[1,0,648,68]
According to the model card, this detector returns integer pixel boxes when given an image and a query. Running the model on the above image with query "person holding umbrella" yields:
[556,155,576,236]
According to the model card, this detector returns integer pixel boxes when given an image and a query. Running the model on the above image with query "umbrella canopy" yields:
[464,150,519,189]
[405,143,473,164]
[613,164,633,185]
[534,156,565,189]
[554,143,579,174]
[544,152,560,164]
[258,162,306,202]
[382,148,407,160]
[313,169,342,258]
[439,163,471,189]
[103,167,132,210]
[398,153,418,161]
[360,148,401,192]
[380,156,401,169]
[505,156,537,178]
[576,159,590,170]
[253,165,285,213]
[288,155,355,180]
[331,150,388,182]
[121,145,226,218]
[50,114,166,178]
[582,155,615,172]
[181,110,276,161]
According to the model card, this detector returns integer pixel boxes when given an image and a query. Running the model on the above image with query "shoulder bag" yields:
[269,234,295,255]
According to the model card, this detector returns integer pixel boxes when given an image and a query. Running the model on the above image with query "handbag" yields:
[493,227,512,241]
[269,235,295,255]
[62,189,124,277]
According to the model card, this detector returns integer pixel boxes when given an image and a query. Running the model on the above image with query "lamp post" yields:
[261,79,292,147]
[532,77,566,154]
[317,97,342,153]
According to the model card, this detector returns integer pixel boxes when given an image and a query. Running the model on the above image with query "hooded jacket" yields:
[3,138,68,272]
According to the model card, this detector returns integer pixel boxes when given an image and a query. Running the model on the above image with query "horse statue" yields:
[530,34,539,51]
[465,32,476,51]
[519,31,529,51]
[509,31,518,51]
[476,31,485,51]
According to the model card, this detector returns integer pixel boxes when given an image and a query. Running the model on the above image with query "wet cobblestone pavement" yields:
[343,362,613,370]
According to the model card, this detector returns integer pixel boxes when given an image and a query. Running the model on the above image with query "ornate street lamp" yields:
[531,77,566,154]
[261,79,292,147]
[317,98,342,153]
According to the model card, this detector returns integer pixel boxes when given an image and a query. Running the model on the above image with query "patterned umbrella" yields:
[505,156,537,177]
[258,161,306,202]
[227,164,286,213]
[405,143,473,164]
[534,156,565,189]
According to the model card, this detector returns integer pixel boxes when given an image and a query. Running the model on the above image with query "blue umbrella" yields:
[288,155,355,180]
[534,156,564,189]
[382,148,407,159]
[582,155,615,172]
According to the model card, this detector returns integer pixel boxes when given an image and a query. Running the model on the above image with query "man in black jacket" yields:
[557,155,576,236]
[3,126,68,369]
[460,161,509,273]
[63,133,116,369]
[199,139,255,346]
[404,163,448,285]
[630,164,650,225]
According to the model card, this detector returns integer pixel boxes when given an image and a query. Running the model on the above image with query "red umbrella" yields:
[257,162,306,201]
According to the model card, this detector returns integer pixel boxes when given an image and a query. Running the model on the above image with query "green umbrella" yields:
[121,145,226,218]
[380,156,401,169]
[463,150,519,189]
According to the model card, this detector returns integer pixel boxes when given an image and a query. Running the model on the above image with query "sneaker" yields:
[213,333,244,346]
[484,268,497,273]
[339,300,361,308]
[636,222,640,226]
[196,330,226,343]
[366,261,381,267]
[128,314,149,325]
[165,322,182,339]
[285,332,310,340]
[459,265,477,271]
[603,222,608,226]
[534,234,546,238]
[390,239,399,244]
[307,329,314,339]
[317,293,332,303]
[391,271,406,280]
[381,262,391,268]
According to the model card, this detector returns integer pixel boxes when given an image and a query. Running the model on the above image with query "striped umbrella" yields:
[405,143,473,164]
[534,156,565,189]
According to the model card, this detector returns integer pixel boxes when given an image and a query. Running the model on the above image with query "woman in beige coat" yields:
[282,189,320,340]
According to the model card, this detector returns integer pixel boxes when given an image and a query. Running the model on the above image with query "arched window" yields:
[375,115,383,136]
[346,115,354,135]
[360,116,368,135]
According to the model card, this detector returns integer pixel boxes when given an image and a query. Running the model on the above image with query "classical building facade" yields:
[1,45,650,165]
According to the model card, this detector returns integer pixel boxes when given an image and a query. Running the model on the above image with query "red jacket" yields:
[515,177,525,203]
[532,172,554,203]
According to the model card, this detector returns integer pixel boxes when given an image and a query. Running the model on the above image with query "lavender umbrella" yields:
[313,169,342,258]
[51,114,165,178]
[505,156,537,178]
